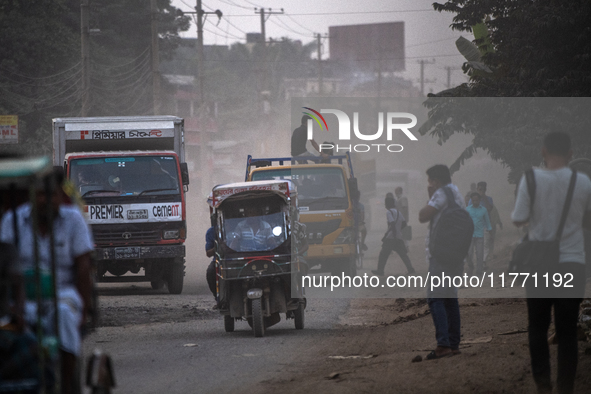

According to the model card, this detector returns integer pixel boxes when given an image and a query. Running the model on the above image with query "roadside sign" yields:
[0,115,18,144]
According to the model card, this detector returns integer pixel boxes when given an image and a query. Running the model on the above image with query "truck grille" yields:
[92,228,160,244]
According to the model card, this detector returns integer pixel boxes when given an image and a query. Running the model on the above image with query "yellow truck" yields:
[245,153,360,276]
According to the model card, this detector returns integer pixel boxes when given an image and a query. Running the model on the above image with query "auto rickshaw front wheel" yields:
[252,298,265,337]
[224,315,235,332]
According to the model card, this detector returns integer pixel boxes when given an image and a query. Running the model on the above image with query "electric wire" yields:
[203,2,248,35]
[36,84,83,111]
[217,0,250,10]
[0,64,82,88]
[90,46,151,70]
[204,18,245,40]
[32,78,82,105]
[283,13,316,34]
[268,16,314,38]
[0,61,82,81]
[91,56,152,84]
[221,9,434,17]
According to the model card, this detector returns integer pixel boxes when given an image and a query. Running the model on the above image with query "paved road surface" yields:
[83,276,350,393]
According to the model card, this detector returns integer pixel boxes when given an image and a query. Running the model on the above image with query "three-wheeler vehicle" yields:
[211,180,306,337]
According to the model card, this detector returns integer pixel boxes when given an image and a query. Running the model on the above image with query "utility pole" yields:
[444,66,460,89]
[254,8,283,102]
[417,59,436,95]
[151,0,161,115]
[196,0,205,105]
[317,33,329,96]
[81,0,90,116]
[183,1,222,106]
[258,8,266,44]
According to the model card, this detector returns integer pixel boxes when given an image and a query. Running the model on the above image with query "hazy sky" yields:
[172,0,469,93]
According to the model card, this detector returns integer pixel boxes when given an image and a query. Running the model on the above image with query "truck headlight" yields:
[163,229,180,239]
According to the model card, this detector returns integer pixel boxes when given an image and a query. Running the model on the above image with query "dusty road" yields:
[84,277,352,393]
[82,229,591,393]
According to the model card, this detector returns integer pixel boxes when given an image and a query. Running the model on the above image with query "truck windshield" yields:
[70,155,180,197]
[252,167,349,211]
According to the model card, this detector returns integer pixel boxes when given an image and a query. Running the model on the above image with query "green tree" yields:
[0,0,80,155]
[419,0,591,182]
[88,0,190,116]
[0,0,190,155]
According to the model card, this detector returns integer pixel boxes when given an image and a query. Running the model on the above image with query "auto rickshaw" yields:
[0,155,56,392]
[211,180,306,337]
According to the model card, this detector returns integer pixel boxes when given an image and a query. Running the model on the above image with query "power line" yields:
[406,37,460,49]
[90,46,151,70]
[242,0,263,7]
[161,52,463,64]
[202,2,248,35]
[203,23,245,40]
[0,61,82,81]
[268,16,314,38]
[217,0,250,10]
[91,55,151,82]
[283,13,316,34]
[0,66,82,88]
[219,9,435,17]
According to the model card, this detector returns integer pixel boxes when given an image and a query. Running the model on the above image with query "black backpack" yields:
[429,186,474,269]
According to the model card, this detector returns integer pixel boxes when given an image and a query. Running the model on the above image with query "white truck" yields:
[52,116,190,294]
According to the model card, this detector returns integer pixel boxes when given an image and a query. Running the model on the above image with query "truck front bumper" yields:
[95,244,185,260]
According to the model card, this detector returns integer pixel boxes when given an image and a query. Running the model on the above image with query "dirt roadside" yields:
[256,244,591,394]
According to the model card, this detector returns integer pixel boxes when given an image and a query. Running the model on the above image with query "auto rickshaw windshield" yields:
[222,206,287,253]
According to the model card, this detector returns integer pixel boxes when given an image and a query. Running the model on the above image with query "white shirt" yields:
[386,208,405,240]
[512,167,591,264]
[0,204,94,288]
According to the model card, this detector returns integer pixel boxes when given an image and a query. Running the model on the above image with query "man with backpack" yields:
[419,164,473,360]
[512,132,591,394]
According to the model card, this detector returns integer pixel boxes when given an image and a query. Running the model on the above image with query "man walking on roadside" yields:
[512,132,591,394]
[418,164,465,359]
[395,186,410,251]
[466,192,492,276]
[394,187,409,223]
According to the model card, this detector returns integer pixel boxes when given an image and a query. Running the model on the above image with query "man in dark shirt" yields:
[291,115,323,158]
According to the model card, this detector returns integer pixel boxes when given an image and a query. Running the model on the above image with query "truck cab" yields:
[245,154,360,276]
[53,116,189,294]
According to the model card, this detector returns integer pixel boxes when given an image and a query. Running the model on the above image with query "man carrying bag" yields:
[372,195,415,276]
[512,132,591,394]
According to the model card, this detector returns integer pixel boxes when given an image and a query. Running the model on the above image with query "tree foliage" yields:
[0,0,189,155]
[87,0,190,116]
[420,0,591,183]
[0,0,80,154]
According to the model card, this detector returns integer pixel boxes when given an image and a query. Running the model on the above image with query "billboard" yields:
[0,115,18,144]
[329,22,405,72]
